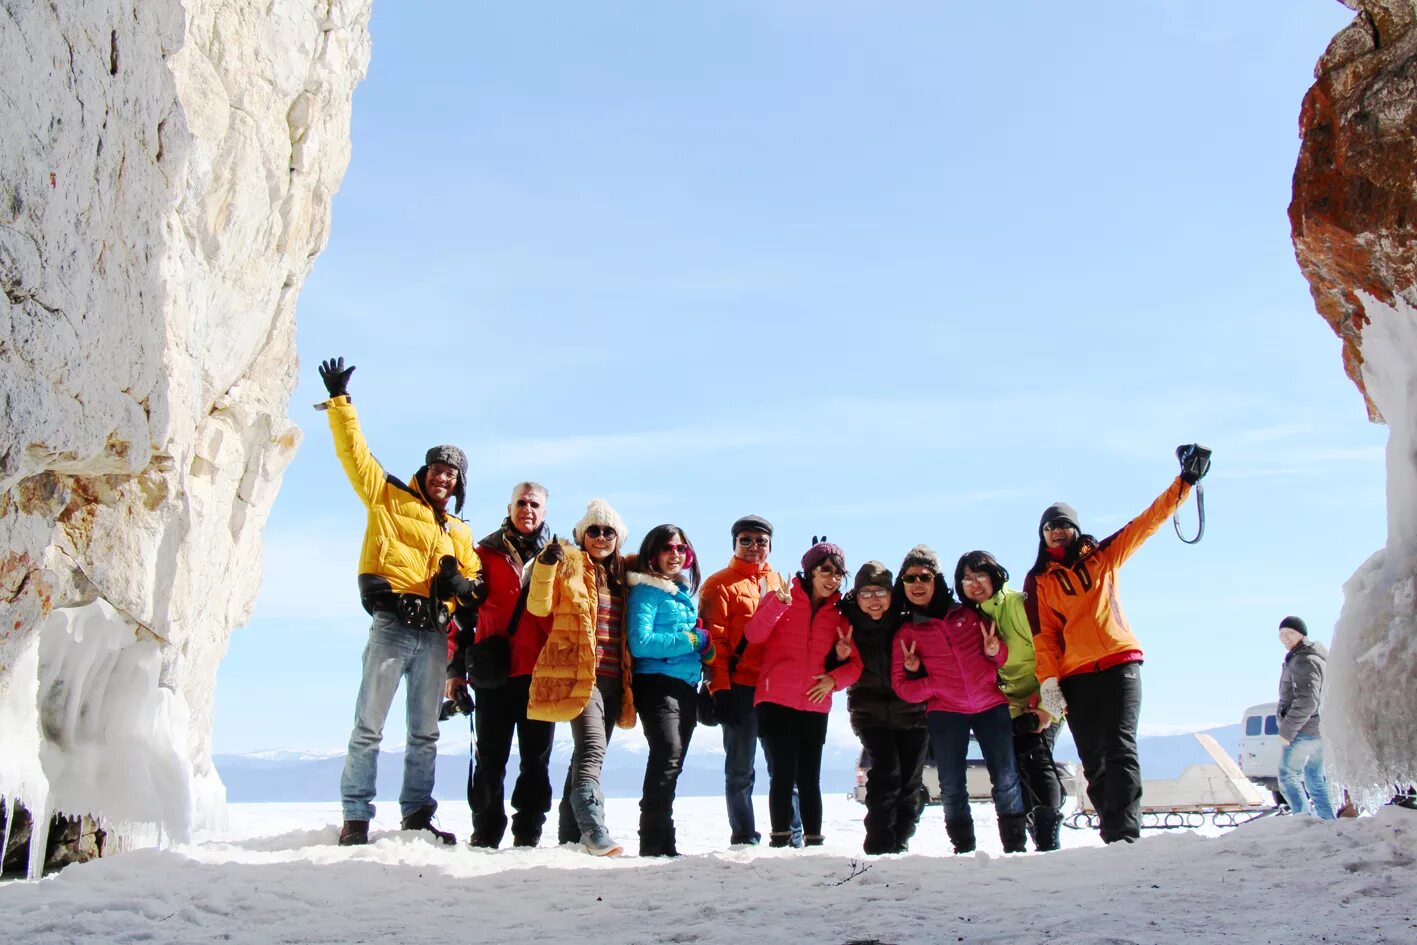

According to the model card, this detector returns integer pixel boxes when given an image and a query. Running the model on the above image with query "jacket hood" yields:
[1288,639,1329,661]
[628,571,690,595]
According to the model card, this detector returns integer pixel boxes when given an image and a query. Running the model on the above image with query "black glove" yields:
[713,690,738,726]
[318,356,355,399]
[434,555,478,603]
[538,537,565,566]
[1177,444,1212,485]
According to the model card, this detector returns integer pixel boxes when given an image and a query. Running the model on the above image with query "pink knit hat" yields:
[801,536,845,572]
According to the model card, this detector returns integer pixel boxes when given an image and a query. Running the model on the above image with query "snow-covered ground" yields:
[2,796,1414,944]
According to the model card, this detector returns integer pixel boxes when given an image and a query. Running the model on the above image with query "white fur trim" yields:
[627,571,686,595]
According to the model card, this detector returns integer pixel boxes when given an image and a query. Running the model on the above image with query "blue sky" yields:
[213,1,1377,755]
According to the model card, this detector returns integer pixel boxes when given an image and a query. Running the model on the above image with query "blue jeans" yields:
[1279,734,1336,819]
[722,684,801,845]
[339,610,446,822]
[927,704,1025,824]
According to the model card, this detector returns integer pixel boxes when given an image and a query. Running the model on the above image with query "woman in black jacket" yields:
[841,561,929,854]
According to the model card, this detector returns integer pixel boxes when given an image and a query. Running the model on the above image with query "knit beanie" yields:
[854,560,893,592]
[1038,502,1080,536]
[1278,615,1308,637]
[801,536,845,573]
[731,514,773,539]
[899,544,941,575]
[572,499,628,554]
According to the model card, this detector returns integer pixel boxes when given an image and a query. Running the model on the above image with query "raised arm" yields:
[743,588,789,644]
[1093,477,1192,572]
[324,397,387,509]
[891,629,936,704]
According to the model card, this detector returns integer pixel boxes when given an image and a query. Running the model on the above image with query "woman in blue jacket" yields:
[627,523,711,857]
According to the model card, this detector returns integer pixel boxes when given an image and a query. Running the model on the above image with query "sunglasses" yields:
[1044,520,1075,532]
[901,573,934,585]
[815,568,844,579]
[662,543,690,555]
[584,525,617,540]
[736,536,770,548]
[857,587,890,599]
[516,498,542,509]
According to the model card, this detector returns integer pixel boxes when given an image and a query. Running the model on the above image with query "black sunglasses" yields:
[585,525,617,540]
[901,573,934,585]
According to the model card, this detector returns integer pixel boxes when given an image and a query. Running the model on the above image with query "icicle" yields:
[1,798,13,875]
[25,791,49,881]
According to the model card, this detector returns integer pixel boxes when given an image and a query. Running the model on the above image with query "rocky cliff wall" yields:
[1292,0,1417,789]
[0,0,371,845]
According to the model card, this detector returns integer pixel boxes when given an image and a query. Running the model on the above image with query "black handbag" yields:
[468,634,511,689]
[466,583,529,690]
[696,682,720,727]
[696,635,750,727]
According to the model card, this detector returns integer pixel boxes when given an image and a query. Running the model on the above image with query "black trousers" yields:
[633,673,696,855]
[469,675,555,845]
[857,725,929,853]
[1061,662,1143,843]
[1013,717,1064,812]
[755,702,829,838]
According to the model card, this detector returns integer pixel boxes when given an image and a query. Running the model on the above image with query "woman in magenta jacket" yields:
[745,538,863,847]
[890,544,1027,855]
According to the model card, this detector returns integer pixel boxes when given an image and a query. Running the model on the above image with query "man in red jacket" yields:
[447,481,554,847]
[700,515,802,847]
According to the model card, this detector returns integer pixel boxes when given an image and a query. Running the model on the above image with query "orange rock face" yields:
[1290,1,1417,421]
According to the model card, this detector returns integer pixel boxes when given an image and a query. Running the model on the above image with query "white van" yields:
[1238,701,1282,799]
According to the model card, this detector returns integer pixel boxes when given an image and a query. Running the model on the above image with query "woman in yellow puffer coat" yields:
[525,499,636,856]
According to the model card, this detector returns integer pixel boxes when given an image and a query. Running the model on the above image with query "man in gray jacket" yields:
[1276,616,1336,819]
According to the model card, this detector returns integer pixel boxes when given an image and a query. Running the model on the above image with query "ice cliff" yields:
[1291,0,1417,789]
[0,0,371,861]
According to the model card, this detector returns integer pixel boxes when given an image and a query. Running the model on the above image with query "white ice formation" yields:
[0,0,372,860]
[1325,296,1417,792]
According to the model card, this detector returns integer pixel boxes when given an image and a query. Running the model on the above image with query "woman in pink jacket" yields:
[745,538,863,847]
[890,545,1027,854]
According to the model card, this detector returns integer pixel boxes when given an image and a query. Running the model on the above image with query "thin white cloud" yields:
[471,427,782,473]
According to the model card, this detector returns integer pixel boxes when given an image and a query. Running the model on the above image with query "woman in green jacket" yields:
[954,550,1064,851]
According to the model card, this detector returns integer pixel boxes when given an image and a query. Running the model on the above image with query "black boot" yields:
[768,831,793,848]
[401,806,456,845]
[863,832,896,855]
[944,818,975,854]
[1032,806,1062,852]
[998,813,1029,854]
[338,820,369,846]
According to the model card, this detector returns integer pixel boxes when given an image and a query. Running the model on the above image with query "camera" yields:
[1012,711,1042,737]
[439,686,474,721]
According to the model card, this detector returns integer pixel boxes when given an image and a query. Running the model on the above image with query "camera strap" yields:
[1173,483,1205,544]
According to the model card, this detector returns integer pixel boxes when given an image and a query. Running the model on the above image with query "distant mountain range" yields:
[215,723,1243,802]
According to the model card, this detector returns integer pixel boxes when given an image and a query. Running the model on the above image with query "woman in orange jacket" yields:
[1027,447,1209,843]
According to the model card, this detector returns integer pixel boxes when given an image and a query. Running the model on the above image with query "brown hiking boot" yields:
[338,820,369,846]
[401,805,456,845]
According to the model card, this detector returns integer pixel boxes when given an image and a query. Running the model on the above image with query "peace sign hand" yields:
[901,638,921,673]
[980,617,1000,658]
[760,572,790,604]
[834,625,854,661]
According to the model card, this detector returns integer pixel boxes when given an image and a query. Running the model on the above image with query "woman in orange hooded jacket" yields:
[1027,448,1208,843]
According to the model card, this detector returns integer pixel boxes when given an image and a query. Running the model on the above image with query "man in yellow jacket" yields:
[316,358,482,847]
